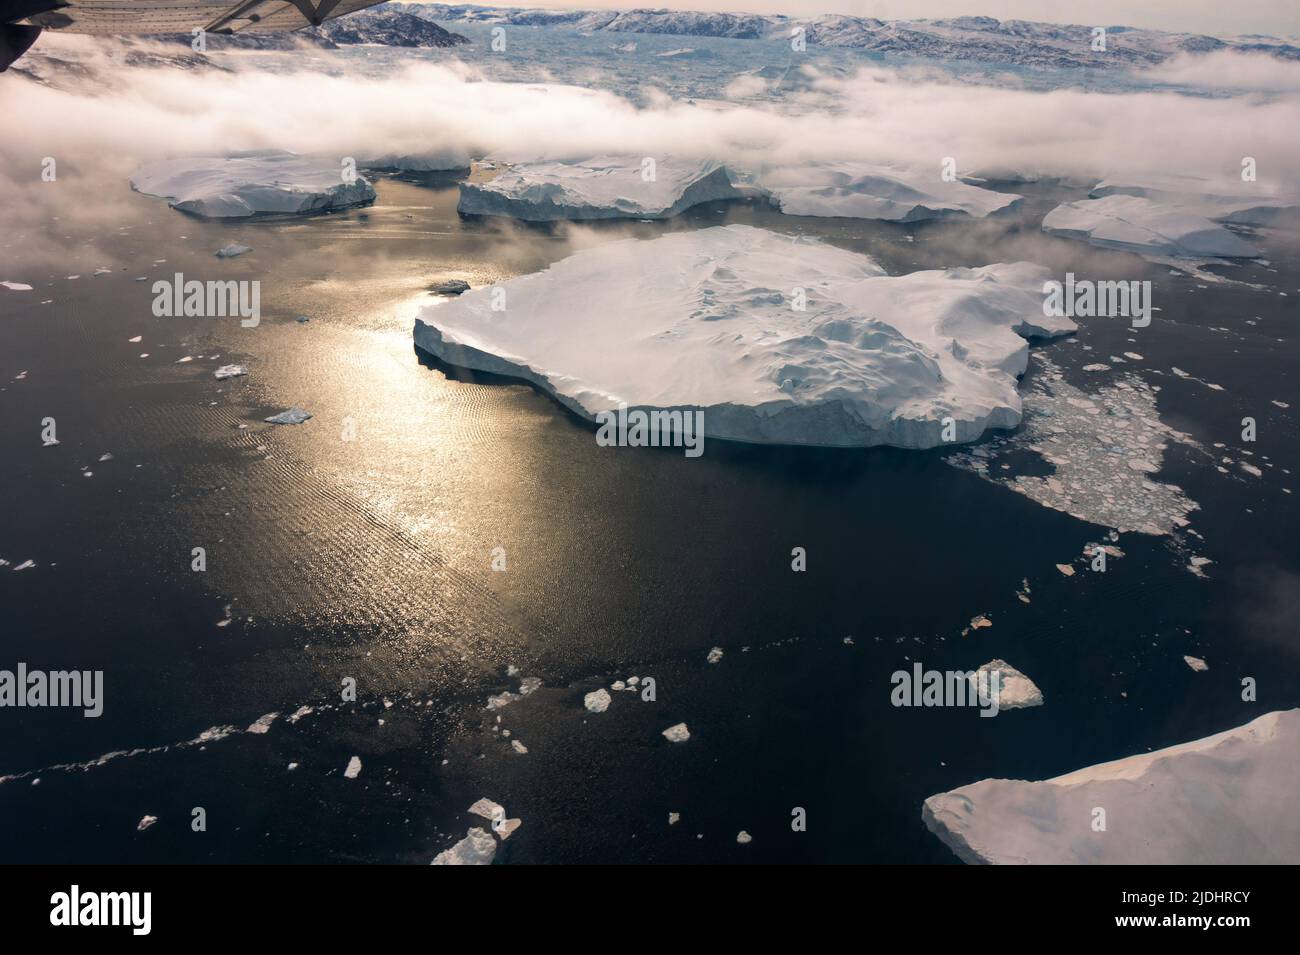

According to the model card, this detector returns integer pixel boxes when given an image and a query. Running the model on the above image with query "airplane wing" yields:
[2,0,388,70]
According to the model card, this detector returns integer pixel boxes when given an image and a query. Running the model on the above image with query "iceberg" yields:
[1090,174,1300,227]
[130,150,376,219]
[922,709,1300,864]
[364,149,472,172]
[413,224,1074,450]
[457,155,747,220]
[1041,194,1260,259]
[760,162,1022,221]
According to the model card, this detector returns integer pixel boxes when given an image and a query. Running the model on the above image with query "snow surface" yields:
[1042,194,1260,259]
[458,155,747,220]
[413,224,1074,449]
[923,709,1300,864]
[759,162,1021,221]
[131,150,376,219]
[1089,175,1300,227]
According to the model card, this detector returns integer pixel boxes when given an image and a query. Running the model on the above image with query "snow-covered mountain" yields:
[399,4,1300,67]
[310,9,469,47]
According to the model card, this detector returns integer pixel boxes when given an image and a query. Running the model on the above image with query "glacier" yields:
[130,150,376,219]
[413,224,1074,450]
[923,709,1300,864]
[1041,194,1261,259]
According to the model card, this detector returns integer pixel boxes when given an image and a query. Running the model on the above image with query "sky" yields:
[405,1,1300,38]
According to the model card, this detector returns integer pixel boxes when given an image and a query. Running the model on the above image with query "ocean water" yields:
[1,34,1298,863]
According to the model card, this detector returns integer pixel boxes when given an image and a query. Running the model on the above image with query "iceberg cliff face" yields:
[457,155,747,220]
[413,224,1073,449]
[923,709,1300,864]
[1041,194,1260,259]
[130,150,376,219]
[759,162,1022,222]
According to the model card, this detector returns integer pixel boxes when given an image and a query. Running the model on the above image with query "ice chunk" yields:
[706,647,724,664]
[431,827,496,865]
[131,150,376,219]
[760,162,1021,221]
[136,814,158,831]
[414,225,1074,450]
[1042,195,1260,259]
[662,722,691,743]
[584,688,611,713]
[215,243,252,258]
[264,407,312,425]
[214,364,248,380]
[458,155,747,221]
[1,281,33,291]
[923,710,1300,864]
[1184,655,1209,672]
[969,659,1043,710]
[343,756,362,779]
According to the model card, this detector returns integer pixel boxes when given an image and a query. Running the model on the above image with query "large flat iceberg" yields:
[131,150,376,219]
[457,155,747,220]
[759,162,1022,221]
[413,224,1074,449]
[922,709,1300,864]
[1090,174,1300,228]
[1041,194,1260,259]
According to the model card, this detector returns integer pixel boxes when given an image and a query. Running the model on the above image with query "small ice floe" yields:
[706,647,724,664]
[506,664,520,677]
[1,281,33,291]
[1274,400,1291,409]
[1187,556,1213,578]
[1241,462,1263,477]
[970,614,992,630]
[431,828,496,865]
[844,636,855,645]
[215,603,234,628]
[511,739,528,755]
[518,676,542,696]
[295,315,311,323]
[13,560,36,571]
[1055,563,1076,577]
[93,268,112,276]
[98,452,113,462]
[246,712,278,734]
[1015,579,1031,604]
[429,279,470,296]
[14,370,27,381]
[669,812,681,825]
[662,722,691,743]
[137,815,158,832]
[1123,352,1144,361]
[343,756,362,779]
[1184,655,1209,672]
[264,408,312,425]
[970,659,1043,710]
[287,762,299,771]
[214,364,248,380]
[736,831,752,845]
[1082,363,1110,372]
[584,688,611,713]
[486,691,518,711]
[215,243,252,258]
